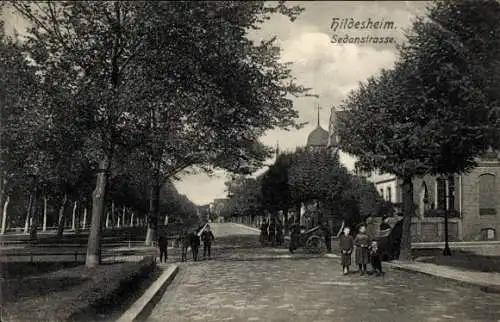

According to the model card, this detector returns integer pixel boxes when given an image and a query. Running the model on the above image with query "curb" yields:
[387,263,500,294]
[116,264,179,322]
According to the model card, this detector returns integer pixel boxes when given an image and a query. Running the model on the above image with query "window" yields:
[436,178,447,210]
[447,177,455,211]
[387,187,392,202]
[379,189,384,198]
[479,174,496,216]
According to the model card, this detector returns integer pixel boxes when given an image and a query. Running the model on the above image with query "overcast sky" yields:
[2,1,430,205]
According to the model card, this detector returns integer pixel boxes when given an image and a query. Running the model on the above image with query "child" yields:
[354,225,370,275]
[339,226,354,275]
[369,240,384,276]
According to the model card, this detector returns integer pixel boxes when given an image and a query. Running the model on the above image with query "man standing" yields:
[268,218,276,246]
[289,220,301,253]
[322,221,332,253]
[157,232,168,263]
[189,230,201,261]
[201,226,215,259]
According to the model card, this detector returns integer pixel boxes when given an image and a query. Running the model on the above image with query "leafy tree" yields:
[12,1,309,264]
[337,0,500,260]
[130,1,310,244]
[225,176,264,222]
[261,153,292,222]
[0,19,46,235]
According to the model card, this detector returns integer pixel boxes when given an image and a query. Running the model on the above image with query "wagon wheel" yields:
[305,235,323,253]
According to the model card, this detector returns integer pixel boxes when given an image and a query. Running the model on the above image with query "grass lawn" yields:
[412,248,500,273]
[0,257,159,321]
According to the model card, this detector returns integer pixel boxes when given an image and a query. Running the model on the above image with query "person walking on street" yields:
[369,240,384,276]
[276,219,284,246]
[289,220,300,253]
[201,226,215,259]
[355,224,370,275]
[189,230,201,261]
[260,219,268,246]
[268,218,276,246]
[339,226,353,275]
[157,232,169,263]
[179,229,189,262]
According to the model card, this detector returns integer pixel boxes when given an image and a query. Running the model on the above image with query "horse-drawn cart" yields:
[289,225,326,254]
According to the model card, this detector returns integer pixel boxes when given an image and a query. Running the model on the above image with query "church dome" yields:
[307,126,329,147]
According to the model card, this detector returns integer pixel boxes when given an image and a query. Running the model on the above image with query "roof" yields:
[306,126,329,147]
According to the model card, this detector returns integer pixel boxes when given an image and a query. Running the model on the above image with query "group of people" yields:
[260,218,284,246]
[157,224,216,263]
[339,224,384,276]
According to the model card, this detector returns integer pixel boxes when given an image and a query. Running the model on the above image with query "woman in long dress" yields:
[354,225,370,275]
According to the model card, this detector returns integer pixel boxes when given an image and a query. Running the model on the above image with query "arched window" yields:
[479,174,496,216]
[419,182,429,216]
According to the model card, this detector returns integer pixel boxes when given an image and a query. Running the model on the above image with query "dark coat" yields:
[201,231,215,243]
[158,235,168,248]
[189,232,200,247]
[339,234,354,252]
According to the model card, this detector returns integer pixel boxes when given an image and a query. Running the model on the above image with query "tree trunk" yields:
[130,211,134,227]
[86,157,109,268]
[42,196,48,232]
[122,207,126,227]
[29,183,39,241]
[1,195,10,235]
[111,200,115,227]
[399,176,414,261]
[71,201,77,231]
[117,216,121,228]
[105,211,110,229]
[24,194,33,235]
[82,207,87,230]
[145,182,160,245]
[57,194,68,238]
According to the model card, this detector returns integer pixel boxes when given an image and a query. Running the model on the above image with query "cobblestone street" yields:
[148,224,500,322]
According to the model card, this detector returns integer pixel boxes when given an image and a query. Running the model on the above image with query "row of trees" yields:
[1,1,309,267]
[221,148,390,231]
[336,0,500,259]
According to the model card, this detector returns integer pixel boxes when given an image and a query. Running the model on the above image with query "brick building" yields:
[329,107,500,242]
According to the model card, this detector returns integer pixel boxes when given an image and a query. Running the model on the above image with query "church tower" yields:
[306,104,329,152]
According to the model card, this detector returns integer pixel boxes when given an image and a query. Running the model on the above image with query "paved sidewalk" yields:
[388,260,500,292]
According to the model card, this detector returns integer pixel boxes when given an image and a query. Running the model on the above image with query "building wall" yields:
[461,161,500,240]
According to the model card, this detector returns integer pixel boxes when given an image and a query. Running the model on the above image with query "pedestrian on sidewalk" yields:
[157,232,168,263]
[354,224,370,276]
[369,240,384,276]
[201,226,215,259]
[339,226,353,275]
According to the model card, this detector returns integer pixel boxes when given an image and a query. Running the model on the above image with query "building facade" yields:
[328,107,500,241]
